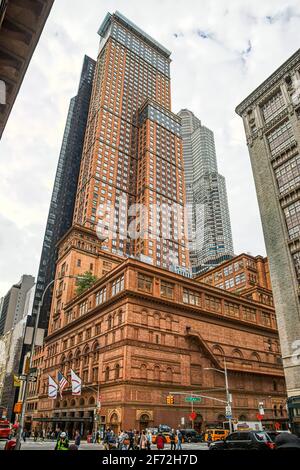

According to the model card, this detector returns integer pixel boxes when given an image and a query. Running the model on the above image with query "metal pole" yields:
[224,358,232,433]
[15,280,54,450]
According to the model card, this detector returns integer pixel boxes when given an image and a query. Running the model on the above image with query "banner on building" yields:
[48,376,58,399]
[71,369,82,396]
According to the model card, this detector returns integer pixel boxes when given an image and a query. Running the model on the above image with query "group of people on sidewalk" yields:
[103,428,183,450]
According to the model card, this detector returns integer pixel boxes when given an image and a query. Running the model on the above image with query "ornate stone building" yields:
[26,226,287,435]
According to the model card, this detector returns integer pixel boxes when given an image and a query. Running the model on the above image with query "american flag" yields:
[58,371,68,398]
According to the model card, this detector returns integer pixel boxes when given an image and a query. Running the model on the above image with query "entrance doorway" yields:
[109,413,120,434]
[139,414,150,431]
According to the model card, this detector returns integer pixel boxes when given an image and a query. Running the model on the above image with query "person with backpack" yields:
[55,431,69,450]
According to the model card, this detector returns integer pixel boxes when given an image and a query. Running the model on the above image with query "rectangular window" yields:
[205,295,222,313]
[275,154,300,194]
[267,120,295,157]
[137,273,153,293]
[242,306,256,322]
[95,287,107,306]
[224,302,240,318]
[183,289,201,306]
[261,312,271,327]
[261,91,285,123]
[111,275,124,296]
[284,200,300,240]
[160,281,174,299]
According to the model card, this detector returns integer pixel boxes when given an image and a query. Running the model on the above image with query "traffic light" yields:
[166,394,174,405]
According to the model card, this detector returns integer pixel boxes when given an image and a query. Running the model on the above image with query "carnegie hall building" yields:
[24,12,287,435]
[25,227,287,435]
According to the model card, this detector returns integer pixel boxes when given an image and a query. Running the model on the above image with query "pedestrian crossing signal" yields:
[166,394,174,405]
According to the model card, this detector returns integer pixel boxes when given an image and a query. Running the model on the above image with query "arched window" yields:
[115,364,120,380]
[105,366,110,382]
[75,349,81,369]
[273,380,278,391]
[165,316,172,330]
[166,367,173,382]
[83,346,90,366]
[251,352,261,362]
[154,313,160,328]
[273,405,277,417]
[108,315,112,329]
[88,396,95,406]
[118,312,122,325]
[70,399,76,407]
[154,365,160,381]
[212,345,225,356]
[92,342,100,363]
[79,398,85,407]
[141,364,147,380]
[232,349,243,359]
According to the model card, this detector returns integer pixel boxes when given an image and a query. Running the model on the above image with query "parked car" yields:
[209,431,275,450]
[266,430,291,443]
[180,429,203,443]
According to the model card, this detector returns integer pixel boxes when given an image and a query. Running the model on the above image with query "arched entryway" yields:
[109,412,120,434]
[139,414,150,431]
[193,414,203,432]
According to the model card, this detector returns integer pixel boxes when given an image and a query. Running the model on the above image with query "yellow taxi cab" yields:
[204,429,229,442]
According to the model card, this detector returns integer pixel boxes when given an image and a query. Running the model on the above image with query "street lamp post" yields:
[15,274,86,450]
[204,358,233,433]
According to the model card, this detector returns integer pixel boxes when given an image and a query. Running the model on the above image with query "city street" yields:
[0,439,209,451]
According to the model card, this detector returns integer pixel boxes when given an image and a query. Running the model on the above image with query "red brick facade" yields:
[26,227,287,436]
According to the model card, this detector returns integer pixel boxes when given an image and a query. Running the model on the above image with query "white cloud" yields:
[0,0,299,296]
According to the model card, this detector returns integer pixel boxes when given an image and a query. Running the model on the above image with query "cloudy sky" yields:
[0,0,299,297]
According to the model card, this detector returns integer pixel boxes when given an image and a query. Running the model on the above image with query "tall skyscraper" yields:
[31,55,96,331]
[73,11,190,272]
[0,275,34,336]
[178,109,234,274]
[236,49,300,401]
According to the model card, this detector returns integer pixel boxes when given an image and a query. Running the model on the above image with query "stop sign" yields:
[189,412,197,421]
[257,413,264,421]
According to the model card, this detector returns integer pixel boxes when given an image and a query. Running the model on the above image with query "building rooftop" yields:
[98,10,171,58]
[236,48,300,116]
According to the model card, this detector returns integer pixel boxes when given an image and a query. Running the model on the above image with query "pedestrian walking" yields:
[134,430,140,450]
[22,430,26,443]
[176,429,182,450]
[156,433,165,450]
[127,429,134,450]
[170,429,176,451]
[34,429,38,442]
[75,430,81,448]
[139,430,147,450]
[55,431,69,450]
[146,429,152,450]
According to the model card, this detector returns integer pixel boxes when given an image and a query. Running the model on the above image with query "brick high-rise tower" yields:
[73,11,190,272]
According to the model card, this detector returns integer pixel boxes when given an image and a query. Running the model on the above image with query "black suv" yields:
[209,431,275,450]
[180,429,203,443]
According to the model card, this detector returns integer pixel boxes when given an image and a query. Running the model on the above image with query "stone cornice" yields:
[236,48,300,116]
